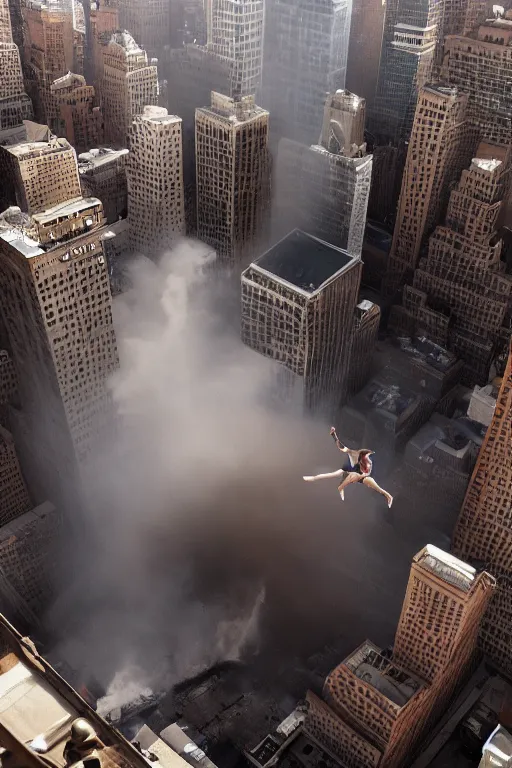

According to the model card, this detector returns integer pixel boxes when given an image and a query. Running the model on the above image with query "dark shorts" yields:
[341,462,366,484]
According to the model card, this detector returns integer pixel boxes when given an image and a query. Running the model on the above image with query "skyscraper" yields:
[206,0,264,97]
[127,106,185,255]
[383,85,475,301]
[441,15,512,149]
[22,0,76,129]
[78,147,129,225]
[195,92,270,265]
[0,425,31,525]
[0,0,33,145]
[346,0,385,110]
[0,137,118,506]
[305,545,494,768]
[0,133,82,214]
[274,90,372,257]
[349,300,381,395]
[241,230,362,411]
[452,342,512,677]
[118,0,170,59]
[390,142,512,384]
[370,0,439,147]
[101,31,159,147]
[51,73,103,153]
[262,0,352,146]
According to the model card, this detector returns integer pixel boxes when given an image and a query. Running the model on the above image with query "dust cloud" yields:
[48,240,405,711]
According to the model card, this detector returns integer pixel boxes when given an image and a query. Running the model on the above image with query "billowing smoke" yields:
[48,241,408,710]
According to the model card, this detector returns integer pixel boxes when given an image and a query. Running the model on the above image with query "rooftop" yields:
[78,147,129,171]
[342,641,424,707]
[32,197,102,226]
[415,545,476,592]
[3,136,73,160]
[253,230,356,294]
[110,30,142,52]
[0,612,155,768]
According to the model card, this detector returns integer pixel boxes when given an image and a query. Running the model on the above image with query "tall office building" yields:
[346,0,385,110]
[127,106,185,255]
[274,90,372,257]
[22,1,77,129]
[390,142,512,384]
[118,0,170,59]
[0,133,82,214]
[262,0,352,146]
[369,0,439,145]
[0,0,33,145]
[305,545,494,768]
[383,85,475,301]
[441,16,512,149]
[195,92,270,265]
[51,73,103,153]
[0,348,17,405]
[0,425,31,526]
[0,135,118,506]
[0,500,60,627]
[206,0,264,98]
[349,300,381,395]
[101,31,159,147]
[78,147,129,225]
[241,230,362,411]
[453,342,512,677]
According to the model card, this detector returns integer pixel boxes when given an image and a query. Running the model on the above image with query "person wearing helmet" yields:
[303,427,393,508]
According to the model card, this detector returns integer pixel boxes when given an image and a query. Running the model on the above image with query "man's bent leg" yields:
[337,471,362,501]
[362,477,393,508]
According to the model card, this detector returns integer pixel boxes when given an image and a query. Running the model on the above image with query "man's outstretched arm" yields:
[330,427,348,453]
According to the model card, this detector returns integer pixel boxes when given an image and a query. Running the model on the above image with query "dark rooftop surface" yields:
[256,230,354,293]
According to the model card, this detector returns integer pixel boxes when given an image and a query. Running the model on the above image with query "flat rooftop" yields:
[254,230,355,294]
[3,136,73,158]
[342,641,424,707]
[415,545,476,592]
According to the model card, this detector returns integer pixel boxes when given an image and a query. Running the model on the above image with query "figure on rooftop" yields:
[303,427,393,508]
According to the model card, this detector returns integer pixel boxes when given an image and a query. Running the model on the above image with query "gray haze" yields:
[47,241,433,707]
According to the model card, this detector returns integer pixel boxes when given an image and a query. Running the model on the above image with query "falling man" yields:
[303,427,393,508]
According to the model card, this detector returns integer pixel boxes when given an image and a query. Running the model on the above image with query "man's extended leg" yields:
[303,469,345,482]
[361,477,393,508]
[337,471,363,501]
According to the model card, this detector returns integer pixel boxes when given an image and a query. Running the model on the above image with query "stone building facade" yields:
[205,0,264,98]
[262,0,352,146]
[50,72,103,153]
[383,85,476,301]
[241,230,362,412]
[79,147,129,225]
[346,0,385,111]
[348,300,381,396]
[22,1,77,129]
[118,0,170,59]
[101,31,158,147]
[0,425,31,526]
[452,342,512,677]
[0,0,33,145]
[274,91,372,258]
[304,545,494,768]
[0,348,17,405]
[390,143,512,384]
[195,92,270,265]
[0,134,82,214]
[441,17,512,148]
[0,142,118,508]
[127,106,185,255]
[0,500,60,627]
